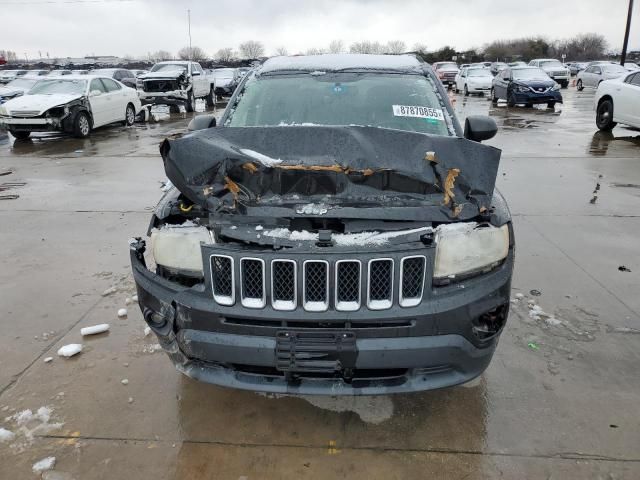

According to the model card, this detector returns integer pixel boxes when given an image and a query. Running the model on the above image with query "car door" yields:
[589,67,602,87]
[617,73,640,125]
[191,63,207,97]
[100,77,126,122]
[495,69,510,99]
[88,78,110,127]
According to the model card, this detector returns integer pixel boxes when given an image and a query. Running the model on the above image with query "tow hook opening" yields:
[473,304,508,340]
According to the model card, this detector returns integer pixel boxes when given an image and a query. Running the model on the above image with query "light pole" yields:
[621,0,634,65]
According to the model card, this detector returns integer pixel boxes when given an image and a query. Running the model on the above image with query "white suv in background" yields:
[528,59,570,88]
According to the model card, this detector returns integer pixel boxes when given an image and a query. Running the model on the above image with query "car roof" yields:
[157,60,191,65]
[259,54,423,74]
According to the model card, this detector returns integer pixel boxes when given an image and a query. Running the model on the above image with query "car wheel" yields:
[9,130,30,140]
[205,87,215,108]
[547,102,556,109]
[560,81,568,88]
[124,103,135,126]
[185,91,194,113]
[491,88,498,104]
[464,85,469,96]
[73,111,91,138]
[577,79,584,91]
[454,86,459,94]
[596,99,617,131]
[507,91,516,107]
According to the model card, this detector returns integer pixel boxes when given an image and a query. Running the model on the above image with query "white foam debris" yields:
[545,317,562,326]
[240,148,282,167]
[0,427,15,442]
[132,294,138,302]
[4,406,63,447]
[195,98,206,112]
[101,286,117,296]
[125,297,132,305]
[121,379,129,385]
[515,293,525,299]
[57,344,82,358]
[144,326,151,336]
[32,457,56,473]
[128,397,134,404]
[255,225,264,231]
[80,324,110,336]
[296,203,329,215]
[142,343,162,354]
[117,308,128,318]
[44,357,53,363]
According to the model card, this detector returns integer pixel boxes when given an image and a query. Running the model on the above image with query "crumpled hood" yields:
[3,93,83,115]
[139,70,186,80]
[161,126,502,223]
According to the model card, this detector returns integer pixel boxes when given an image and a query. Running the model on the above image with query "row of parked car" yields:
[0,62,251,139]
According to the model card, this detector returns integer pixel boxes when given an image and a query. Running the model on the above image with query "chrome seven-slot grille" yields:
[209,255,426,312]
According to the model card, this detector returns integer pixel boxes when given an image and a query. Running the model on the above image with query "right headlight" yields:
[434,223,509,281]
[151,224,214,277]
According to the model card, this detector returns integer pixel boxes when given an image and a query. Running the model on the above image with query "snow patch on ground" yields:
[240,148,282,167]
[33,456,56,473]
[3,406,63,449]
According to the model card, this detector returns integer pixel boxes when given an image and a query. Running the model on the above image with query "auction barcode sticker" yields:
[392,105,444,121]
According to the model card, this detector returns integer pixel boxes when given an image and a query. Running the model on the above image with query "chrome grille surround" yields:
[303,260,329,312]
[210,255,235,306]
[335,260,361,312]
[367,258,394,311]
[240,257,265,309]
[399,255,426,308]
[271,259,297,311]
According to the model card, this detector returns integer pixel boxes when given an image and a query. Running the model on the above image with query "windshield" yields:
[226,73,452,136]
[151,63,187,72]
[602,65,628,74]
[29,79,87,95]
[512,68,550,81]
[540,60,563,68]
[6,78,38,89]
[213,69,234,79]
[468,69,492,77]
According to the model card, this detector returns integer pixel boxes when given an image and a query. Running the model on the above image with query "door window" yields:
[593,67,601,75]
[626,73,640,86]
[90,78,107,93]
[101,78,122,92]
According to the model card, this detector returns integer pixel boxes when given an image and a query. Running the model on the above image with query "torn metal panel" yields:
[161,125,501,222]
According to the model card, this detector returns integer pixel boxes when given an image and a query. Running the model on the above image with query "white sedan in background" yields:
[577,64,629,91]
[594,71,640,131]
[454,67,494,96]
[0,75,142,139]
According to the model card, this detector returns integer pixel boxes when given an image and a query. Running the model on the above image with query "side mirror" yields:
[89,90,102,97]
[191,71,200,76]
[188,114,217,131]
[464,116,498,142]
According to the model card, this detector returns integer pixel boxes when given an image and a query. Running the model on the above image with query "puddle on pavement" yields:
[588,131,640,156]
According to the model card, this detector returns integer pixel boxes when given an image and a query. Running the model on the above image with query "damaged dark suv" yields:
[130,54,515,395]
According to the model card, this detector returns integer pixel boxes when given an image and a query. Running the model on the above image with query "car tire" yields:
[491,88,498,104]
[560,81,568,88]
[10,130,30,140]
[454,86,459,93]
[73,111,91,138]
[577,79,584,91]
[464,85,469,96]
[547,102,556,109]
[185,91,194,113]
[124,103,135,126]
[205,87,215,108]
[596,99,617,131]
[507,91,516,107]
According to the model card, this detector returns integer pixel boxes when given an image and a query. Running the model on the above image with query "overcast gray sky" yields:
[1,0,637,59]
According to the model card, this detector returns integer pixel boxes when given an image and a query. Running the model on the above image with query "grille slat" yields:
[336,260,361,311]
[368,259,393,310]
[210,255,234,305]
[240,258,265,308]
[303,261,328,312]
[271,260,296,311]
[400,256,426,307]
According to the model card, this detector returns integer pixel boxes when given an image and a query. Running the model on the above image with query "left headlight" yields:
[0,105,8,116]
[151,225,214,276]
[434,223,509,281]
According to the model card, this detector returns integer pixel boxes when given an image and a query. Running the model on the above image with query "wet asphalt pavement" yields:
[1,87,639,479]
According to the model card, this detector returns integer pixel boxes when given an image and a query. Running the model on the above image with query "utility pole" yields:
[621,0,634,65]
[187,9,192,61]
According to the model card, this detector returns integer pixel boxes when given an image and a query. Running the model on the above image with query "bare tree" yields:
[349,41,385,54]
[274,46,289,56]
[177,46,207,61]
[412,43,428,54]
[215,47,235,63]
[328,40,345,54]
[386,40,406,54]
[306,47,326,55]
[239,40,265,59]
[0,50,18,61]
[148,50,173,62]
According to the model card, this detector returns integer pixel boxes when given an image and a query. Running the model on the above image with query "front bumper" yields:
[131,237,514,395]
[0,116,62,132]
[467,84,492,93]
[513,90,563,104]
[138,89,189,105]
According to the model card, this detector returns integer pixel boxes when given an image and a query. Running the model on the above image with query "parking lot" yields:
[1,86,639,479]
